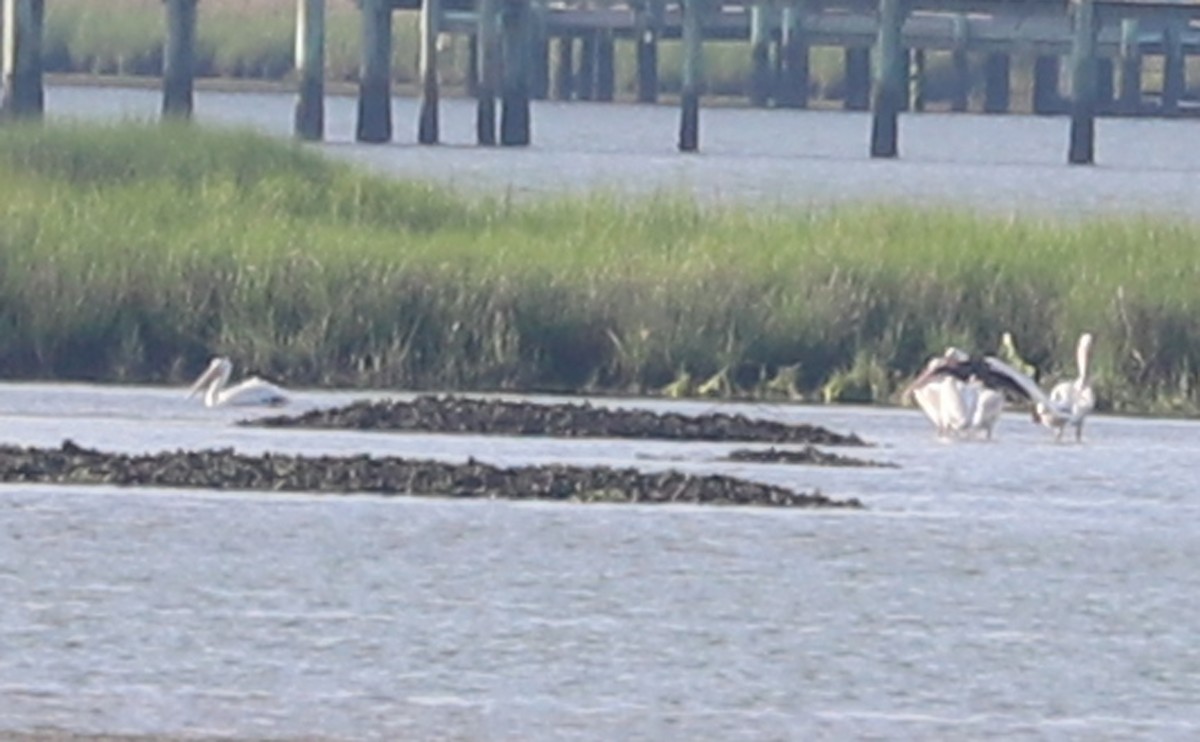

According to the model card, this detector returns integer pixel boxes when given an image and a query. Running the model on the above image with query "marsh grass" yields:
[0,122,1198,413]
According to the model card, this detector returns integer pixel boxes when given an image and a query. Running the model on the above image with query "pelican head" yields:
[903,346,969,401]
[188,356,232,399]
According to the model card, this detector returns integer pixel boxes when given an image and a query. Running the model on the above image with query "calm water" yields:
[2,383,1199,740]
[44,84,1200,218]
[8,88,1200,738]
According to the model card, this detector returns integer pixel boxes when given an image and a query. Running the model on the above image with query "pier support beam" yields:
[778,1,809,108]
[466,34,479,96]
[529,3,549,99]
[2,0,44,120]
[635,0,661,103]
[418,0,440,144]
[982,53,1010,113]
[477,0,499,143]
[1162,22,1183,116]
[908,48,925,112]
[294,0,325,140]
[1117,18,1141,114]
[356,0,392,143]
[162,0,197,120]
[679,0,704,151]
[750,3,772,106]
[1032,55,1060,115]
[578,32,596,100]
[596,30,615,101]
[500,0,531,146]
[553,35,574,101]
[844,47,870,110]
[1068,0,1098,165]
[1095,56,1114,113]
[950,14,969,112]
[870,0,905,158]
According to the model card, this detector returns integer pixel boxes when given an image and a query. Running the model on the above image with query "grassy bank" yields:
[0,122,1197,415]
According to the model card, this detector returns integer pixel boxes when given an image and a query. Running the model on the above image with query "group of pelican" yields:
[186,337,1096,447]
[903,333,1096,442]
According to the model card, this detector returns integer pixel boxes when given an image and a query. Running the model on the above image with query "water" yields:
[44,84,1200,218]
[8,86,1200,738]
[3,383,1200,740]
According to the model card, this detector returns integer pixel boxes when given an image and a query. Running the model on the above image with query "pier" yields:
[3,0,1200,164]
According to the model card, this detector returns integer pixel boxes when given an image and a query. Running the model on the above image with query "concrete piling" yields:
[356,0,392,143]
[1,0,44,120]
[162,0,196,120]
[294,0,325,140]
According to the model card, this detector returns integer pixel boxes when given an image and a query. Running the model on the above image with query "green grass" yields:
[0,122,1198,415]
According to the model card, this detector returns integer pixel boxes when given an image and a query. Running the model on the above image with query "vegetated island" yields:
[244,394,867,446]
[0,440,863,509]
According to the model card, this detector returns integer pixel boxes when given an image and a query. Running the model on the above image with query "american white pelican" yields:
[905,347,1039,406]
[1035,333,1095,442]
[908,364,1005,440]
[962,379,1005,439]
[188,357,288,408]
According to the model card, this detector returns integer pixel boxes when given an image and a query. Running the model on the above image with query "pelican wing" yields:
[983,357,1058,410]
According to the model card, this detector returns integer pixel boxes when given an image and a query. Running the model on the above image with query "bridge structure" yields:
[3,0,1200,164]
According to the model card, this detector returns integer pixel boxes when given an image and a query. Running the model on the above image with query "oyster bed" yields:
[0,441,863,509]
[723,446,896,468]
[247,394,866,446]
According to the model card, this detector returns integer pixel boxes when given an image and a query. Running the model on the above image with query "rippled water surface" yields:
[44,84,1200,218]
[3,383,1199,740]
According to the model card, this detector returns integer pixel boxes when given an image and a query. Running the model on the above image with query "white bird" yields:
[908,361,1005,440]
[1035,333,1096,442]
[188,357,288,408]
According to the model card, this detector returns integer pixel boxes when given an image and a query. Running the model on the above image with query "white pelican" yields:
[907,358,1005,440]
[905,347,1039,406]
[188,357,288,408]
[1035,333,1096,442]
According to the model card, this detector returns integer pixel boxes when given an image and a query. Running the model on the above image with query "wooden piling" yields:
[500,0,531,146]
[596,30,615,101]
[950,14,968,112]
[1095,56,1114,112]
[1,0,44,120]
[418,0,440,144]
[466,34,479,97]
[1068,0,1097,165]
[553,36,574,101]
[578,32,596,100]
[750,3,772,107]
[477,0,499,144]
[982,53,1010,113]
[1117,18,1141,115]
[529,3,550,99]
[844,47,870,110]
[869,0,904,159]
[294,0,325,140]
[1162,22,1183,116]
[162,0,197,120]
[679,0,704,152]
[635,0,661,103]
[908,48,925,112]
[356,0,392,143]
[778,1,809,108]
[1032,55,1060,115]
